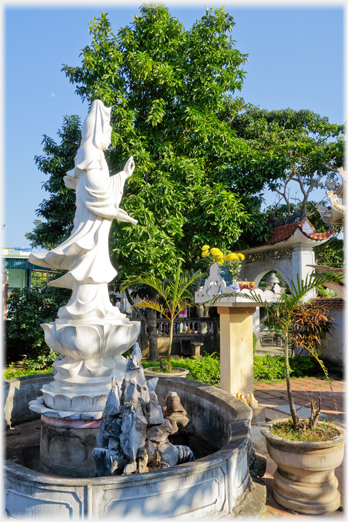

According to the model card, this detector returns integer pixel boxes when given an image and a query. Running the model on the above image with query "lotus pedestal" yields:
[29,317,140,477]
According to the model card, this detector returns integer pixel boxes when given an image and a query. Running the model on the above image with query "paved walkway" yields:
[254,377,345,519]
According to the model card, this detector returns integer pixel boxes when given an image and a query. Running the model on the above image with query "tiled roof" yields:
[266,222,298,244]
[265,218,335,245]
[310,298,344,310]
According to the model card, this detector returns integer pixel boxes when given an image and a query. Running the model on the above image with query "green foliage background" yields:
[4,354,324,383]
[25,116,81,250]
[6,286,70,359]
[62,7,281,278]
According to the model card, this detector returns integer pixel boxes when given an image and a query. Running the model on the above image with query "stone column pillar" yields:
[292,246,316,299]
[217,306,256,395]
[253,307,260,341]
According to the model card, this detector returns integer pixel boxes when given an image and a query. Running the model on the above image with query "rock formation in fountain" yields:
[92,343,195,476]
[29,100,140,420]
[164,391,196,445]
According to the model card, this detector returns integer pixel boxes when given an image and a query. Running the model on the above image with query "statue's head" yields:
[71,99,113,174]
[82,100,112,151]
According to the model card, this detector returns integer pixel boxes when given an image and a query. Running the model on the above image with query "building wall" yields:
[7,269,27,290]
[320,309,344,369]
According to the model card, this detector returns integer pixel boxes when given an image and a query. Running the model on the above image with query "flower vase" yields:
[231,279,240,292]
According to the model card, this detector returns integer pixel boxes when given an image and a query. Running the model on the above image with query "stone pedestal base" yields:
[217,306,256,395]
[40,414,101,477]
[190,342,203,357]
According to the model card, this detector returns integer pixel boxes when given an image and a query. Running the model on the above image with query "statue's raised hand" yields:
[125,156,135,178]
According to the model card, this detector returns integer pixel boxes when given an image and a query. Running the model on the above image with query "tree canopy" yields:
[229,106,344,216]
[28,6,344,277]
[61,6,280,278]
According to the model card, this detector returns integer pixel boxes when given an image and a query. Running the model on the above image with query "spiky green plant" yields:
[121,260,202,370]
[210,271,343,428]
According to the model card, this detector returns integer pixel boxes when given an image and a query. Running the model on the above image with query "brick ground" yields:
[254,378,345,518]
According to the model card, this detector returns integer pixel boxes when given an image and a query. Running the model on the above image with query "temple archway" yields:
[239,218,334,300]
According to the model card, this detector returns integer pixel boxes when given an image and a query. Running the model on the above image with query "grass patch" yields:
[270,419,340,442]
[3,352,330,386]
[3,366,53,380]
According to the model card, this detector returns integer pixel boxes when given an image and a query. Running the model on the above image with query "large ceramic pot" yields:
[261,419,345,515]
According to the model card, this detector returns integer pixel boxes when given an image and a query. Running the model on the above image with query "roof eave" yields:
[240,228,333,255]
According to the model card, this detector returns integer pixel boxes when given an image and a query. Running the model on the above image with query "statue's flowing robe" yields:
[29,158,134,290]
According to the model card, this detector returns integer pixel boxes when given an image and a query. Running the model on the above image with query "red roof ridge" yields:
[266,222,298,245]
[299,217,316,231]
[298,218,335,241]
[264,218,335,246]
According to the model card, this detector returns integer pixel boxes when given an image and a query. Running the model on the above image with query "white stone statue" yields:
[29,100,140,420]
[30,100,137,320]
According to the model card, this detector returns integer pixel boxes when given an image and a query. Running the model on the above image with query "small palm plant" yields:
[121,260,202,371]
[210,271,343,429]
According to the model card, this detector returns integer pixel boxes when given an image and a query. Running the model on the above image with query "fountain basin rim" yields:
[5,374,254,518]
[5,375,251,485]
[4,435,245,485]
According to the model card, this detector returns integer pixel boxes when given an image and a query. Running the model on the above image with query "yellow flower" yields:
[202,251,209,258]
[202,245,209,251]
[237,253,245,260]
[217,259,223,266]
[210,248,219,255]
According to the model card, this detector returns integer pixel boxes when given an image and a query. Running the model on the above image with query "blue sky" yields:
[3,4,345,250]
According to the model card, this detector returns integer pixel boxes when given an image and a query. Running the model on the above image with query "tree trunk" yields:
[125,288,158,360]
[147,308,158,362]
[167,320,174,361]
[284,335,299,426]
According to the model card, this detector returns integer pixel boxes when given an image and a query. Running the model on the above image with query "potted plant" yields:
[121,260,202,376]
[211,271,345,515]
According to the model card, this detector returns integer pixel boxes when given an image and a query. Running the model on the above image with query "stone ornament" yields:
[164,391,196,442]
[92,343,195,476]
[316,167,346,226]
[28,100,140,419]
[195,263,281,305]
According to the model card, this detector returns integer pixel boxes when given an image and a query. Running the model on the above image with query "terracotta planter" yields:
[261,419,345,515]
[143,367,189,378]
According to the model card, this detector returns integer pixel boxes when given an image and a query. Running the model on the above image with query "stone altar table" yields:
[195,264,280,395]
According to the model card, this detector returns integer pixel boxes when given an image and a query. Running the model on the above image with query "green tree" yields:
[6,286,70,359]
[230,106,344,217]
[25,115,81,250]
[62,6,280,279]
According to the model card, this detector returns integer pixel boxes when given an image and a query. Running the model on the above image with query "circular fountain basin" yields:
[5,374,254,519]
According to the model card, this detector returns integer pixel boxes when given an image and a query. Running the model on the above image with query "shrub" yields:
[6,286,70,359]
[253,355,323,381]
[253,333,257,356]
[142,352,221,386]
[3,352,325,383]
[2,351,58,380]
[3,364,53,380]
